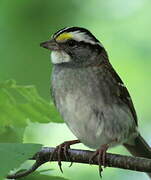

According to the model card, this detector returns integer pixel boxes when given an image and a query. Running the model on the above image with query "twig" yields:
[7,161,42,179]
[7,147,151,179]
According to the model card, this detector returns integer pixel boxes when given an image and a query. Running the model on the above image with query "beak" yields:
[40,39,59,50]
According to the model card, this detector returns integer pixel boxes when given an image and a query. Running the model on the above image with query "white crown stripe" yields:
[54,29,104,47]
[70,31,103,47]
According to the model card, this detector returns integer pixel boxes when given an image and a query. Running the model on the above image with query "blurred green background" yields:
[1,0,151,179]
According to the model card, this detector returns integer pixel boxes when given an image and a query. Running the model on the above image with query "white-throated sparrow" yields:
[40,27,151,177]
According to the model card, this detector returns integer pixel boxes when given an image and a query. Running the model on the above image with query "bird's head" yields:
[40,27,106,66]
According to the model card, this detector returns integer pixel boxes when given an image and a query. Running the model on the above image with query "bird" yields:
[40,26,151,177]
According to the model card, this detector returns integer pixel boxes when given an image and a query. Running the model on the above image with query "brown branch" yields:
[7,147,151,179]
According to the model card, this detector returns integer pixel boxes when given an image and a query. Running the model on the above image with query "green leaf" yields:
[0,143,42,178]
[0,80,63,142]
[20,171,68,180]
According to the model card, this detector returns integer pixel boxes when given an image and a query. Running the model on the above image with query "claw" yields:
[49,147,57,161]
[98,165,103,178]
[89,144,109,177]
[89,150,98,165]
[69,161,73,167]
[49,140,80,172]
[63,144,73,167]
[49,144,64,173]
[58,144,64,173]
[63,144,70,161]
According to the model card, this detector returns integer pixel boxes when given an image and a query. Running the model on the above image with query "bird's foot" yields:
[49,139,80,173]
[89,144,109,177]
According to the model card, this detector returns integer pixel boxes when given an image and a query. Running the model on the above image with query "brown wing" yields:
[100,49,138,126]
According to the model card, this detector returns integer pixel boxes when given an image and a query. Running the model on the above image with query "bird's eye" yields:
[68,40,77,47]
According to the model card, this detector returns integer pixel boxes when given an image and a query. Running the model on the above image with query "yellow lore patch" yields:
[56,33,73,41]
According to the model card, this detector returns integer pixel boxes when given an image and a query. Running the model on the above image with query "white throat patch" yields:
[51,51,71,64]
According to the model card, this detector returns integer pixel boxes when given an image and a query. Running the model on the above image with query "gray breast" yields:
[51,66,137,149]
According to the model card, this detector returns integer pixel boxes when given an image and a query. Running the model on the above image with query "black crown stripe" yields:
[53,27,100,43]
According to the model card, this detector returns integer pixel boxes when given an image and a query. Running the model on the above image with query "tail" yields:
[124,134,151,178]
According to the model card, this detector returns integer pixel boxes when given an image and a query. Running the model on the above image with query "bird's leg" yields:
[49,139,80,172]
[89,139,117,177]
[89,144,109,177]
